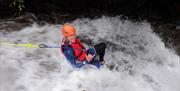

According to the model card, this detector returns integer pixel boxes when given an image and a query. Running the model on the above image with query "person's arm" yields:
[63,47,86,68]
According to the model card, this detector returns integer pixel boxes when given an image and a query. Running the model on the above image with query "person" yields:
[60,23,106,69]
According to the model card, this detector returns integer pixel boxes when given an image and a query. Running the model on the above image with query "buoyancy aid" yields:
[61,38,86,62]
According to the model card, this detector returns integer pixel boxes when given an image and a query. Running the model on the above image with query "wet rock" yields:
[0,13,35,32]
[152,20,180,56]
[36,12,76,24]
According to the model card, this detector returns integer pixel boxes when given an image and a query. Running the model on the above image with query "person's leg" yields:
[94,42,106,62]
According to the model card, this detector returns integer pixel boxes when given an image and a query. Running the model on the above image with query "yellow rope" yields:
[0,42,39,48]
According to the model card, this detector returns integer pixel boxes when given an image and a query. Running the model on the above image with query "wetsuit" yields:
[61,38,106,68]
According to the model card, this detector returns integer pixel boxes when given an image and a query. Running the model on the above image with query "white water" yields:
[0,17,179,91]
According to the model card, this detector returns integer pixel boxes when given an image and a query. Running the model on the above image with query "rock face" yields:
[152,22,180,56]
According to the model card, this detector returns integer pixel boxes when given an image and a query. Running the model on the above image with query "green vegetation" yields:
[9,0,25,15]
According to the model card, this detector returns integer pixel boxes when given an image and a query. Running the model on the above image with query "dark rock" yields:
[0,13,35,32]
[152,19,180,56]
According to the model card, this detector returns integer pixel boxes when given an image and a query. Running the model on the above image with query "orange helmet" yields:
[61,23,76,37]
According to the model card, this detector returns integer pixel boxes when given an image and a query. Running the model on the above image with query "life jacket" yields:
[61,38,86,62]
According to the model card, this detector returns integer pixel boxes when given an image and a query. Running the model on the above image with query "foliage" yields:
[9,0,25,15]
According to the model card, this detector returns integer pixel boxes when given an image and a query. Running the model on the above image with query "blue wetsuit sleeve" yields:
[63,47,85,68]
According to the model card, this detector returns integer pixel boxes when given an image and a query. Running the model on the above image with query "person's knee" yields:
[94,42,106,52]
[100,42,106,49]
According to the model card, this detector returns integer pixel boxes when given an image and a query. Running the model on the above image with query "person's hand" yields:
[85,54,95,62]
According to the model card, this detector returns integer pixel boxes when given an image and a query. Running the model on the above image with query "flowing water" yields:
[0,16,179,91]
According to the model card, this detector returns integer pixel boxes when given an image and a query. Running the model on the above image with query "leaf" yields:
[20,7,22,11]
[22,5,25,8]
[18,4,20,9]
[13,1,15,6]
[9,3,12,7]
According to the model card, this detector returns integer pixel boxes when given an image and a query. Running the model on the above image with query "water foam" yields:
[0,17,179,91]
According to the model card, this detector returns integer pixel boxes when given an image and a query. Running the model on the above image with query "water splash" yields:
[0,16,179,91]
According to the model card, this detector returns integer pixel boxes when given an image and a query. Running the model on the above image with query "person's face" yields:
[67,35,76,43]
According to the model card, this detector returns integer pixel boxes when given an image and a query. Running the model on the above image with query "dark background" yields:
[0,0,180,21]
